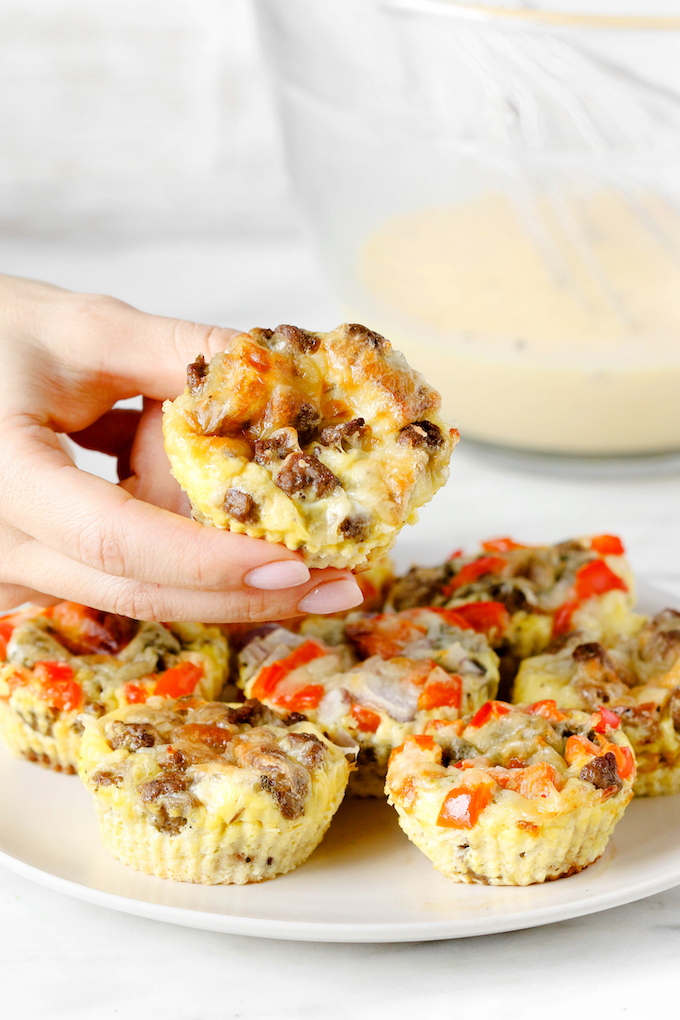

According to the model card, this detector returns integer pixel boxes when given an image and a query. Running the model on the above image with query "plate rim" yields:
[2,831,680,942]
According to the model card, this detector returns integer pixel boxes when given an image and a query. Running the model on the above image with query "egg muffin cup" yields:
[513,611,680,797]
[162,322,456,571]
[386,535,641,688]
[0,697,83,773]
[78,697,352,884]
[386,701,635,885]
[238,607,499,797]
[0,603,228,773]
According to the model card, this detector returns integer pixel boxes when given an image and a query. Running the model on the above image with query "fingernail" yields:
[297,579,364,615]
[244,560,311,590]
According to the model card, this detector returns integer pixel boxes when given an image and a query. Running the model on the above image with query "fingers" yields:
[0,278,241,435]
[0,417,308,589]
[0,584,57,613]
[118,400,190,514]
[0,277,245,435]
[0,417,364,607]
[92,298,240,399]
[28,284,241,400]
[0,522,363,623]
[68,401,189,511]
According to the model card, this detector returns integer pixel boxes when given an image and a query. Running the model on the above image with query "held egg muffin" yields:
[162,322,456,570]
[78,696,352,884]
[386,534,641,683]
[238,608,499,796]
[513,609,680,796]
[0,602,228,773]
[386,700,635,886]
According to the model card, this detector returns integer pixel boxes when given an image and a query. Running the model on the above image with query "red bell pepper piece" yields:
[0,609,40,659]
[0,620,14,659]
[252,641,326,700]
[575,559,628,602]
[469,700,511,728]
[34,661,82,712]
[603,742,635,779]
[123,682,149,704]
[411,734,437,752]
[552,599,579,637]
[417,675,462,711]
[593,706,621,733]
[350,704,381,733]
[506,762,561,799]
[553,550,628,639]
[481,537,529,552]
[437,783,494,828]
[527,699,566,723]
[153,661,204,699]
[273,684,325,712]
[427,608,474,630]
[565,734,600,765]
[446,556,508,593]
[590,534,625,556]
[448,601,510,637]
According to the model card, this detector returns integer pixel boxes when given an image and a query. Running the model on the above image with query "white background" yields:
[0,0,293,237]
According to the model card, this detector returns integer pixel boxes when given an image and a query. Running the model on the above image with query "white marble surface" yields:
[2,235,680,1016]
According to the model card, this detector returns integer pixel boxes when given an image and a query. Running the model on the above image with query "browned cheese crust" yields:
[162,323,456,569]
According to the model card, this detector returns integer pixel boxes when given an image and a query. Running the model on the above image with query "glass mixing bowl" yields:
[255,0,680,456]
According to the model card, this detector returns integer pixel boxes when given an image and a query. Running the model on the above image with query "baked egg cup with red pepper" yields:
[162,322,456,571]
[513,610,680,797]
[0,603,228,773]
[386,700,635,886]
[77,696,352,884]
[386,534,641,684]
[237,607,499,797]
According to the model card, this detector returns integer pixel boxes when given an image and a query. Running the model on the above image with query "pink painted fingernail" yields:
[244,560,311,590]
[296,579,364,615]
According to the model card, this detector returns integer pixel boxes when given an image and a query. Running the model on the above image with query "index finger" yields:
[31,286,240,401]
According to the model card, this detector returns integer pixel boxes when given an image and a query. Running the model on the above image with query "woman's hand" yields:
[0,275,364,621]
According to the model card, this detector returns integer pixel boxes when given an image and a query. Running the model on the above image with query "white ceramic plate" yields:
[1,582,679,943]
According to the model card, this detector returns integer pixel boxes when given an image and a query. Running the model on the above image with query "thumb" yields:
[119,399,192,515]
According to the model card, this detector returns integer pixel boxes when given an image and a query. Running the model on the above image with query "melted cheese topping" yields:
[78,698,351,833]
[162,323,455,570]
